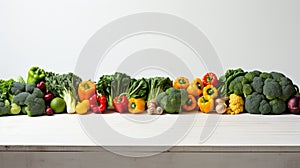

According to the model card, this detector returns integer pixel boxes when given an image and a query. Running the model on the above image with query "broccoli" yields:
[245,92,265,114]
[13,92,30,106]
[157,88,188,114]
[24,94,45,116]
[10,103,21,115]
[243,70,261,84]
[263,78,282,100]
[0,100,10,116]
[278,77,297,101]
[270,72,285,82]
[251,77,264,93]
[228,76,245,95]
[10,82,26,95]
[269,99,286,115]
[243,84,253,97]
[12,84,45,116]
[259,72,272,81]
[32,88,44,98]
[25,83,35,93]
[259,100,272,115]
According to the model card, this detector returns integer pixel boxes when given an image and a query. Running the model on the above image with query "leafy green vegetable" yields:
[146,77,172,103]
[0,79,15,116]
[96,72,131,107]
[45,72,82,113]
[217,68,246,97]
[127,78,148,100]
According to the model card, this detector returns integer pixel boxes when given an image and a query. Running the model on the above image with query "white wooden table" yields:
[1,113,300,168]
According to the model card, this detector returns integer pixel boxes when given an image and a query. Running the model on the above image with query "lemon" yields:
[50,97,66,113]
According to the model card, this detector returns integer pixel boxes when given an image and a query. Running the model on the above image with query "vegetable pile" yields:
[0,66,299,117]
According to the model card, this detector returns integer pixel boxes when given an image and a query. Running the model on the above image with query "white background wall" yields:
[0,0,299,83]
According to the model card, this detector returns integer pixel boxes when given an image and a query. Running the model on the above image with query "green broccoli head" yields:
[245,92,265,114]
[32,88,44,98]
[10,103,21,115]
[243,70,261,84]
[0,100,10,115]
[10,82,26,95]
[228,76,245,96]
[278,77,297,101]
[259,100,272,115]
[259,72,272,81]
[157,88,188,114]
[24,94,45,116]
[12,92,30,106]
[25,83,36,94]
[251,77,264,94]
[269,99,286,115]
[263,78,282,100]
[270,72,285,82]
[243,84,253,97]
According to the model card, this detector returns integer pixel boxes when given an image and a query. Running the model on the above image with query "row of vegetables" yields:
[0,66,299,117]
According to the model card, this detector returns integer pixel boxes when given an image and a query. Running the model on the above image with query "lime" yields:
[50,97,66,113]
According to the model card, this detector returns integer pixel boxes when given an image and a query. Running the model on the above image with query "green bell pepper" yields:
[27,66,46,84]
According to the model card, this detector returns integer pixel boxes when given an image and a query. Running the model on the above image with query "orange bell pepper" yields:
[78,80,96,101]
[174,76,189,89]
[182,95,197,111]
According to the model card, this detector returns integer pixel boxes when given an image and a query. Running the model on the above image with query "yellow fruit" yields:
[76,100,89,114]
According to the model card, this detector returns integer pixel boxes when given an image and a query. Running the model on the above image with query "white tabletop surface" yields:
[1,112,300,151]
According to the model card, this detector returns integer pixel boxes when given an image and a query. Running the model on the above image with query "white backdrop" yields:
[0,0,299,84]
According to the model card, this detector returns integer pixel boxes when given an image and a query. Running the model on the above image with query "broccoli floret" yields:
[12,92,30,106]
[24,94,45,116]
[270,72,285,82]
[263,78,282,100]
[245,92,265,114]
[243,84,253,97]
[228,76,245,96]
[251,77,264,93]
[243,70,261,84]
[32,88,44,98]
[269,99,286,115]
[10,103,21,115]
[10,82,26,95]
[157,88,188,114]
[25,83,36,93]
[0,100,10,115]
[259,100,271,115]
[278,77,297,101]
[259,72,272,81]
[21,106,27,114]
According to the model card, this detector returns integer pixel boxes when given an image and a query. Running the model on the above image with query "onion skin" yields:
[288,95,300,114]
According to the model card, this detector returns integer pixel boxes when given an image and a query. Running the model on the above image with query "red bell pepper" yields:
[97,94,106,112]
[202,72,219,87]
[113,95,128,113]
[89,94,106,113]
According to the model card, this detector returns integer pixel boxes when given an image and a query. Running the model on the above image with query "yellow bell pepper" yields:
[187,78,203,96]
[128,98,146,114]
[198,95,214,113]
[203,85,218,99]
[75,100,90,114]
